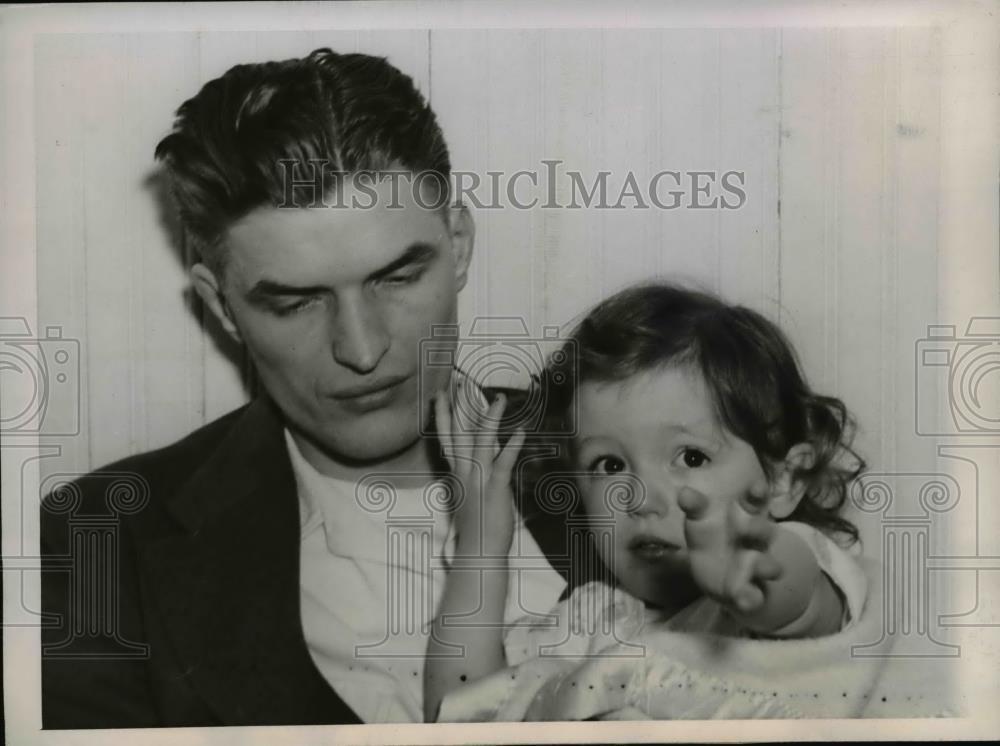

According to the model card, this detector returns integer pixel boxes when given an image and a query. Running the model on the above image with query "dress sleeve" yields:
[777,521,868,630]
[503,581,645,665]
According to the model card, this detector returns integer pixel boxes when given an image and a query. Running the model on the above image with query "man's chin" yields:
[310,415,426,468]
[280,392,434,470]
[327,433,423,467]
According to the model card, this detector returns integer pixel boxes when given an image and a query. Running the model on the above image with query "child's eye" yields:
[588,455,626,475]
[677,448,710,469]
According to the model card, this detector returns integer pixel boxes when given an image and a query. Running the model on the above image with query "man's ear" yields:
[768,443,816,519]
[191,263,242,344]
[446,204,474,292]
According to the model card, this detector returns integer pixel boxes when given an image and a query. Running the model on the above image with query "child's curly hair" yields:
[534,282,865,545]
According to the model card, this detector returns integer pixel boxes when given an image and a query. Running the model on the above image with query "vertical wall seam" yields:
[776,29,784,324]
[195,30,208,427]
[78,39,93,469]
[831,29,841,397]
[715,32,722,294]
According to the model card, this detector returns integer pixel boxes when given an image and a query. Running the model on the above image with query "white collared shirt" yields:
[286,429,566,723]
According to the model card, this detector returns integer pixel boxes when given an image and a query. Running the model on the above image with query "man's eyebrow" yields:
[367,241,438,281]
[245,280,329,303]
[245,242,440,303]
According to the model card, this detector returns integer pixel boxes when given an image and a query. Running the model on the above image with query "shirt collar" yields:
[284,429,452,560]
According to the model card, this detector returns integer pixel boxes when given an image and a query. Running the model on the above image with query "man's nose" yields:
[330,289,390,374]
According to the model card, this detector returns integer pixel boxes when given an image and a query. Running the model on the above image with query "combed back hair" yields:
[154,47,450,273]
[539,282,864,545]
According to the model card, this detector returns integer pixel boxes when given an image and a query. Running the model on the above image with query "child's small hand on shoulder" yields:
[434,383,525,556]
[424,382,526,722]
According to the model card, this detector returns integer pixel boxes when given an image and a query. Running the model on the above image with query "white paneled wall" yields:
[34,27,962,497]
[15,16,999,722]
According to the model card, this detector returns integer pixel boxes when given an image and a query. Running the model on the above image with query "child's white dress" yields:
[438,522,890,721]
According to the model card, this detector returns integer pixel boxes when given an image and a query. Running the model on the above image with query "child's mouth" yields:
[628,535,682,561]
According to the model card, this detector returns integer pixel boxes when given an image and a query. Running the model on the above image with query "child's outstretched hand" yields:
[677,480,784,623]
[434,383,525,556]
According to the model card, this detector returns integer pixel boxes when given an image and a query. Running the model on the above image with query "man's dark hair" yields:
[154,47,450,273]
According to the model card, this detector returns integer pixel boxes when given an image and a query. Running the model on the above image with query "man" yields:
[40,48,567,728]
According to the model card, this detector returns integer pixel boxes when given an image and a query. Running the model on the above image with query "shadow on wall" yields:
[142,166,258,400]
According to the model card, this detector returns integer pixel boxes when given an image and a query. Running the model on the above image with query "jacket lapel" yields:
[139,398,361,725]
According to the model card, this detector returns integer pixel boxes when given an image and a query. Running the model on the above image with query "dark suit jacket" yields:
[40,394,573,728]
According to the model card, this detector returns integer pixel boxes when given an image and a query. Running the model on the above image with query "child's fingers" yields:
[752,552,783,584]
[725,550,766,613]
[679,486,726,560]
[474,393,507,463]
[434,391,456,472]
[739,477,772,515]
[728,499,775,552]
[452,377,481,441]
[726,486,775,552]
[677,486,711,521]
[490,430,525,486]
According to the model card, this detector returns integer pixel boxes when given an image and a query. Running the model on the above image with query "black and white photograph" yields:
[2,1,998,743]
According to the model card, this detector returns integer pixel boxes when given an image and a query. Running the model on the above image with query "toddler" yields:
[425,284,882,721]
